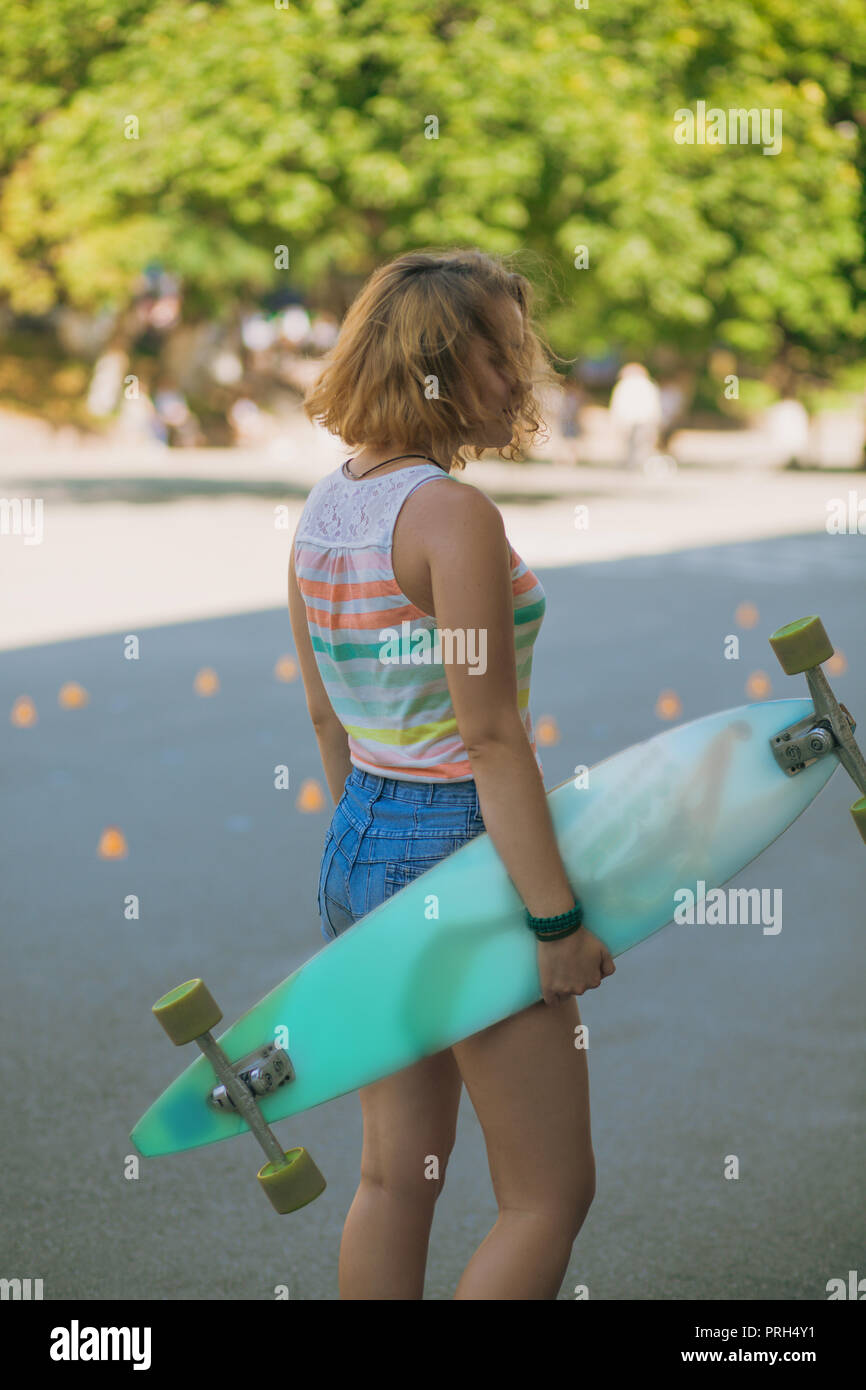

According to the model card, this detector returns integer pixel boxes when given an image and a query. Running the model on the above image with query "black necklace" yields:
[344,453,446,479]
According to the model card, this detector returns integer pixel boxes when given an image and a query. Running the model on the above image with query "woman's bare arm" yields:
[422,482,615,1003]
[422,483,575,919]
[288,537,353,805]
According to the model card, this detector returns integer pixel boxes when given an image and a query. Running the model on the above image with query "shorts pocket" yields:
[383,856,453,900]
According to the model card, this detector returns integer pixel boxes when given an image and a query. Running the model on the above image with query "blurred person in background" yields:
[113,364,164,445]
[557,369,585,467]
[658,373,690,451]
[281,303,312,351]
[609,362,663,471]
[228,395,273,445]
[310,310,340,354]
[153,379,201,447]
[764,390,810,467]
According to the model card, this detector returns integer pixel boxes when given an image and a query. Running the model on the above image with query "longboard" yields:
[131,616,866,1213]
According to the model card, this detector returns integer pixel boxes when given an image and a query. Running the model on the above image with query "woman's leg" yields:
[451,996,595,1300]
[339,1047,463,1300]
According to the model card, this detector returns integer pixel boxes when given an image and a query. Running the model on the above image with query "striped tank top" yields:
[293,460,547,782]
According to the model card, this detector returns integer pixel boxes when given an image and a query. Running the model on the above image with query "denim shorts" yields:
[317,767,486,942]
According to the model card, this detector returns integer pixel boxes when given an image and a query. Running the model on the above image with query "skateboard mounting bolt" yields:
[809,729,833,754]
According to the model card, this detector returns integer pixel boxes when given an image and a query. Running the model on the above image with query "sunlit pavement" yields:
[2,516,864,1299]
[1,441,861,649]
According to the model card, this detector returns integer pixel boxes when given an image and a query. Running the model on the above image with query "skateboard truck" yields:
[770,714,848,775]
[769,616,866,843]
[208,1043,295,1113]
[151,979,325,1214]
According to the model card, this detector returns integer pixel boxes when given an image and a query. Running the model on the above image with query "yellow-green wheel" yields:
[257,1147,326,1214]
[769,616,834,675]
[152,978,221,1046]
[851,798,866,845]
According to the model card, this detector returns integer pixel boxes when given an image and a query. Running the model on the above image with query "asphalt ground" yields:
[2,524,864,1301]
[0,450,857,648]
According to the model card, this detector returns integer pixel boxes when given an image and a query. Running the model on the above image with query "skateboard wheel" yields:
[257,1147,326,1215]
[152,979,222,1046]
[769,616,834,675]
[851,798,866,845]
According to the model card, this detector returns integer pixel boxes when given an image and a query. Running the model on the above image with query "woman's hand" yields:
[537,927,616,1006]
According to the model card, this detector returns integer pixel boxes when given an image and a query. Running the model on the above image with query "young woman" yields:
[288,248,615,1300]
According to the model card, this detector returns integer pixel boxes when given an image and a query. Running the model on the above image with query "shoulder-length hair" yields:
[303,247,561,471]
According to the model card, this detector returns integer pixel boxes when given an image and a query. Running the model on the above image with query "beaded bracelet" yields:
[526,899,583,940]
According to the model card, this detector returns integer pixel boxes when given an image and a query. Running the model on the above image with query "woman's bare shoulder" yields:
[406,475,506,547]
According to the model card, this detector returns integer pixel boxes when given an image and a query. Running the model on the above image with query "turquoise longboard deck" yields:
[132,698,836,1158]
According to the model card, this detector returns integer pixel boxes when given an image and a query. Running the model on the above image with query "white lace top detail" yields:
[297,462,448,548]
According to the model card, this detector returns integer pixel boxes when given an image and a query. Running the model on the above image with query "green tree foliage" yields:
[0,0,863,372]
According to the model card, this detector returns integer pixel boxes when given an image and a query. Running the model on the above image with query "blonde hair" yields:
[303,247,561,471]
